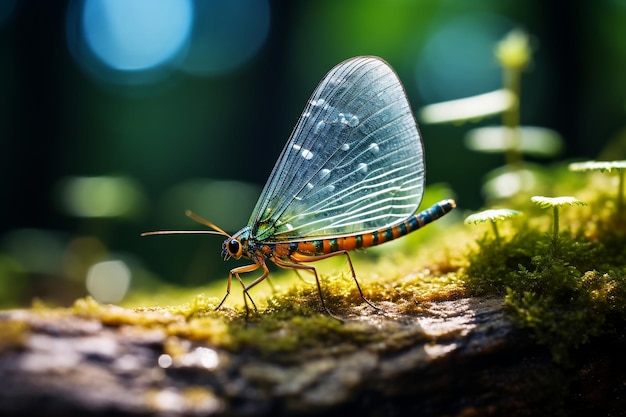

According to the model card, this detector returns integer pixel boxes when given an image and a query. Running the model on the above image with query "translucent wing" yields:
[249,56,425,242]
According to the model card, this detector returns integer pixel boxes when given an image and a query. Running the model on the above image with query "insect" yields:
[144,56,456,317]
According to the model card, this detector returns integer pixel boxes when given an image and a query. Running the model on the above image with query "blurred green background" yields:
[1,0,625,307]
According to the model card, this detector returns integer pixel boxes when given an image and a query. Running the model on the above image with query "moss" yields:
[464,226,542,295]
[463,203,626,363]
[72,296,185,327]
[55,246,467,356]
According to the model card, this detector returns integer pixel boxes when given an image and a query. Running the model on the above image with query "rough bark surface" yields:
[0,297,624,416]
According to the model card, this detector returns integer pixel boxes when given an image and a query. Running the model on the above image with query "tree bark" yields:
[0,296,623,416]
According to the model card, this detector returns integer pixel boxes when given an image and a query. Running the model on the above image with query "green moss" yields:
[72,296,185,327]
[463,206,626,363]
[58,248,467,356]
[464,226,541,295]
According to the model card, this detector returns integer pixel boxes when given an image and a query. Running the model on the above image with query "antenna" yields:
[141,210,231,238]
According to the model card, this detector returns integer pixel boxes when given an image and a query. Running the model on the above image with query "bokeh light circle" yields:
[179,0,270,76]
[67,0,193,86]
[86,260,131,303]
[82,0,192,71]
[415,13,514,103]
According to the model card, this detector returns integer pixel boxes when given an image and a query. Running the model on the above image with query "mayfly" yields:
[143,56,456,316]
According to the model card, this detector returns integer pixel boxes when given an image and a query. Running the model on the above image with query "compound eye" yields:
[227,239,242,258]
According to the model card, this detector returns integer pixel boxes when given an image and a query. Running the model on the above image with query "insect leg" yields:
[264,275,277,293]
[216,261,265,314]
[294,250,380,311]
[241,260,271,312]
[293,269,315,285]
[277,250,379,313]
[272,256,339,319]
[273,261,315,285]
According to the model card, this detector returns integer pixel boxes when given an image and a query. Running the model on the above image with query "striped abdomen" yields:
[266,199,456,258]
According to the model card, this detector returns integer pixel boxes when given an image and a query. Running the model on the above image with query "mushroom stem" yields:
[490,219,501,243]
[618,170,624,217]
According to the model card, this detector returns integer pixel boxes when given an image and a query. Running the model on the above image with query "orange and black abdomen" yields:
[277,199,456,257]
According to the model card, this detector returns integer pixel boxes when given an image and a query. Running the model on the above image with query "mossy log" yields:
[0,296,624,417]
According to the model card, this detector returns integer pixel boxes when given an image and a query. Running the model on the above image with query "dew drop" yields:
[341,143,350,151]
[314,120,325,134]
[301,149,314,160]
[339,112,359,127]
[306,182,314,190]
[292,144,301,151]
[368,143,380,153]
[356,163,368,174]
[319,168,331,179]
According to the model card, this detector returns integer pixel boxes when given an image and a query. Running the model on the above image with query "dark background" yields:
[1,0,625,306]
